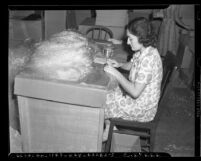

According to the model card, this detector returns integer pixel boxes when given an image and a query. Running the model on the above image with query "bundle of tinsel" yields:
[26,30,94,81]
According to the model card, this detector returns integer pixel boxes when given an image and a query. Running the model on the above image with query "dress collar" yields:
[132,46,151,60]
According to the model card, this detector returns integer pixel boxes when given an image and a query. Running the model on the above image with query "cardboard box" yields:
[111,133,141,152]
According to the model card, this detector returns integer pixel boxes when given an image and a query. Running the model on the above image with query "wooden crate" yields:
[14,68,111,152]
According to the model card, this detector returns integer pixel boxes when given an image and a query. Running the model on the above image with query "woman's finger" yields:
[103,65,109,72]
[107,59,118,67]
[104,65,112,73]
[108,59,116,64]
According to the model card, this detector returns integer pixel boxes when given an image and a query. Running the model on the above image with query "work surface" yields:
[16,43,127,84]
[14,65,109,108]
[14,63,111,152]
[14,43,129,152]
[14,44,128,107]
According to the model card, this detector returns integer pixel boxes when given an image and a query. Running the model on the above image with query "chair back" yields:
[154,51,177,122]
[160,51,177,102]
[86,25,113,40]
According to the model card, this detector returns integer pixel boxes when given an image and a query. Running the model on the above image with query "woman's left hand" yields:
[104,65,121,79]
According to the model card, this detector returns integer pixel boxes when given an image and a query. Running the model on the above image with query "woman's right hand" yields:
[107,59,122,68]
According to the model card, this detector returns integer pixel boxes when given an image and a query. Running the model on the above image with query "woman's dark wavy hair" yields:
[126,17,157,48]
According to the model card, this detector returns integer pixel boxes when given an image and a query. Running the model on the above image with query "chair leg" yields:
[140,129,151,152]
[105,121,115,152]
[150,129,155,152]
[141,137,149,152]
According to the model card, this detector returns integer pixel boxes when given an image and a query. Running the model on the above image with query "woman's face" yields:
[126,30,143,52]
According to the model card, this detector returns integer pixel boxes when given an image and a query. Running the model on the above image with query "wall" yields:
[75,10,91,25]
[128,9,152,21]
[44,10,66,39]
[9,10,35,19]
[44,10,90,38]
[75,9,152,25]
[179,5,195,30]
[9,10,67,42]
[178,5,195,87]
[128,9,162,35]
[179,5,194,69]
[9,10,42,44]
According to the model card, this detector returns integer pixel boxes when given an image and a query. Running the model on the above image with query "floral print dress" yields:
[104,46,163,122]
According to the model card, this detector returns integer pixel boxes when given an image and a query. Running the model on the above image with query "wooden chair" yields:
[105,51,177,152]
[86,25,113,41]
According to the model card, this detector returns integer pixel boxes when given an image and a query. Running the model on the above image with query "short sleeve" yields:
[135,55,154,84]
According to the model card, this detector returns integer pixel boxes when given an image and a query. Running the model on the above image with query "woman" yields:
[103,17,163,141]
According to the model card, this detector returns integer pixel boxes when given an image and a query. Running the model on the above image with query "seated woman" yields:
[103,17,163,141]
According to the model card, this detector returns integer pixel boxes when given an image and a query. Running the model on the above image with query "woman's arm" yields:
[104,65,146,99]
[107,59,132,71]
[120,61,132,71]
[115,70,146,98]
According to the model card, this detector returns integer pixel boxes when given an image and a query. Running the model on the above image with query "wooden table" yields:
[14,44,128,153]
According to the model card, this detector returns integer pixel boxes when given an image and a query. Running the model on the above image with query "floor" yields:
[153,79,195,156]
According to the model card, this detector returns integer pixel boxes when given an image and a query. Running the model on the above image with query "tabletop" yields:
[14,43,129,106]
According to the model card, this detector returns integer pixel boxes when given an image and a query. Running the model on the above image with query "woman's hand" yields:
[104,65,121,79]
[107,59,122,68]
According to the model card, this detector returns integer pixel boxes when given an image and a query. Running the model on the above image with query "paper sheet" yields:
[93,57,107,64]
